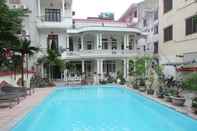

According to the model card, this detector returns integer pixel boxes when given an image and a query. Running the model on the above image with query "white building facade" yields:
[159,0,197,76]
[7,0,148,82]
[119,0,159,55]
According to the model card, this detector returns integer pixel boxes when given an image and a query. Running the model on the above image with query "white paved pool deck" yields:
[0,88,54,131]
[125,86,197,120]
[0,85,196,131]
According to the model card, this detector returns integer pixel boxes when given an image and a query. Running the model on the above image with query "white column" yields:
[66,35,69,51]
[81,35,84,51]
[100,59,103,79]
[97,59,100,75]
[99,33,102,50]
[123,59,127,79]
[127,59,129,79]
[96,33,102,50]
[37,0,41,17]
[82,60,85,73]
[62,0,65,19]
[64,69,68,81]
[124,34,129,50]
[96,33,100,50]
[124,34,127,50]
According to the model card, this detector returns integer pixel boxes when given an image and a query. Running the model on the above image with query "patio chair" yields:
[0,93,20,108]
[1,86,28,98]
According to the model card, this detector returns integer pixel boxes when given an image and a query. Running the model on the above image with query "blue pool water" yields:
[12,85,197,131]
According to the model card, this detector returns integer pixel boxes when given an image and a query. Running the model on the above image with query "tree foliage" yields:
[0,0,27,69]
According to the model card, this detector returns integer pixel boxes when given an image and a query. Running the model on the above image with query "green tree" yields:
[14,39,39,87]
[38,49,64,81]
[0,0,27,69]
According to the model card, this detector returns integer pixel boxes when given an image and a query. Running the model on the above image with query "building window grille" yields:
[163,0,173,13]
[45,9,61,22]
[164,25,173,42]
[186,15,197,35]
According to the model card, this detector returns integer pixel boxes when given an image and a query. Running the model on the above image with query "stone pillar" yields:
[64,69,68,81]
[100,59,103,79]
[124,34,129,50]
[62,0,65,19]
[41,63,44,78]
[127,59,129,80]
[96,33,102,50]
[97,59,100,75]
[66,35,69,51]
[123,59,127,79]
[37,0,41,17]
[100,33,102,50]
[81,35,84,51]
[82,60,85,73]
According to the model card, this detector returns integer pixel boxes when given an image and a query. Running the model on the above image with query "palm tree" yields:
[38,49,64,81]
[14,39,39,87]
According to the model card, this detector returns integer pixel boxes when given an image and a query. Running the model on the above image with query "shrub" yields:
[30,75,52,88]
[116,71,126,85]
[183,73,197,91]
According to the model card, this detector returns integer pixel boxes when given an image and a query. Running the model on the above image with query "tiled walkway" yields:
[0,88,54,131]
[128,88,197,120]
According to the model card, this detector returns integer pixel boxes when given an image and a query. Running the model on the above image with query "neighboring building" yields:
[159,0,197,76]
[6,0,148,83]
[119,0,159,55]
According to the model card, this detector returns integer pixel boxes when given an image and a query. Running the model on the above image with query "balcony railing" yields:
[61,49,142,59]
[38,16,62,22]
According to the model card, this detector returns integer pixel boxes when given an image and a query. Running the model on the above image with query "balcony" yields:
[61,49,151,60]
[36,16,72,30]
[36,0,73,30]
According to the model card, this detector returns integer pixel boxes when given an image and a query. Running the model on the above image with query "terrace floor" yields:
[0,87,54,131]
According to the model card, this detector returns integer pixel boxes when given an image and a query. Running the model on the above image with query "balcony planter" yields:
[192,97,197,114]
[171,96,185,106]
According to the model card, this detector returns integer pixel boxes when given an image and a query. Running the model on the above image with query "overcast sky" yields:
[72,0,143,20]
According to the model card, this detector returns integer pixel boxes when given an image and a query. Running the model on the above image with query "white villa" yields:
[7,0,149,83]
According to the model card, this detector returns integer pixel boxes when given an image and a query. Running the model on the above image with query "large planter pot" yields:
[139,86,146,92]
[171,96,185,106]
[147,89,154,95]
[164,95,172,102]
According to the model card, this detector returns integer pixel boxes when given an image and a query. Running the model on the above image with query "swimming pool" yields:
[12,85,197,131]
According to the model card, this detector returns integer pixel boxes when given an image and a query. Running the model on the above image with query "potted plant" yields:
[192,97,197,114]
[156,86,165,98]
[146,71,155,95]
[170,81,185,106]
[116,71,126,85]
[163,89,172,102]
[138,78,146,92]
[132,79,139,89]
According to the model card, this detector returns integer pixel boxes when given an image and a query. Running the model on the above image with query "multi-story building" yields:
[6,0,148,82]
[159,0,197,76]
[119,0,159,55]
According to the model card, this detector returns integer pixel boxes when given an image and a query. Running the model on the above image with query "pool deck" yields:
[126,86,197,120]
[0,87,54,131]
